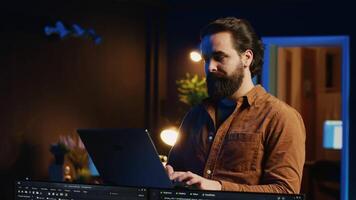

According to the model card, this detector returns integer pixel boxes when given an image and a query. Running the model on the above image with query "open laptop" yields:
[77,128,174,189]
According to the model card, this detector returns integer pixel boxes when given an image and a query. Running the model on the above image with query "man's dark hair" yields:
[200,17,264,78]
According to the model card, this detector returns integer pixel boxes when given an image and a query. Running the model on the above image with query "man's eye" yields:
[214,55,225,62]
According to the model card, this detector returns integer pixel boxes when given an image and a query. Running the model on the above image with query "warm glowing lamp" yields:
[160,128,179,146]
[190,51,202,62]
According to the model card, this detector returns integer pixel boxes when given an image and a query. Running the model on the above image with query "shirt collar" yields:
[243,84,266,107]
[202,85,267,120]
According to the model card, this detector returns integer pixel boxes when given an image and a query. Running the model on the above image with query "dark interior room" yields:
[1,0,355,199]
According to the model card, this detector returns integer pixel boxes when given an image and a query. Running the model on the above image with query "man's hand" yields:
[165,164,175,178]
[164,165,221,191]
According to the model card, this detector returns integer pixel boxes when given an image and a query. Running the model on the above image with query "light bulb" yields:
[190,51,202,62]
[160,128,179,146]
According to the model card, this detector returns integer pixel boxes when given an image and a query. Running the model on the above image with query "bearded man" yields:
[165,17,306,194]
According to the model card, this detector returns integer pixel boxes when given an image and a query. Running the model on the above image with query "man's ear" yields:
[242,49,253,68]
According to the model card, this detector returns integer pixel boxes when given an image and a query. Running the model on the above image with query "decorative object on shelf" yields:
[61,134,90,183]
[44,20,102,45]
[49,137,70,182]
[49,133,91,183]
[176,73,208,106]
[64,165,72,182]
[50,139,70,165]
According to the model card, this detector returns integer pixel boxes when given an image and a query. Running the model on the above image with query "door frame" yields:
[261,36,349,200]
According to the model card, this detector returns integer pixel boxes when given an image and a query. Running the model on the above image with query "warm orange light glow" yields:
[190,51,202,62]
[160,128,179,146]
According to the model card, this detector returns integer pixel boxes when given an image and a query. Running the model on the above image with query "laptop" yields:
[77,128,174,189]
[15,180,305,200]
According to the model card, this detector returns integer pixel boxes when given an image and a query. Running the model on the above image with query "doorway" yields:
[261,36,349,200]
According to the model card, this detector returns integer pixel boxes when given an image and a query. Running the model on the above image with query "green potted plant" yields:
[176,73,208,106]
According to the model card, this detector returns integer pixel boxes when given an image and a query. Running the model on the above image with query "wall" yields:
[0,2,167,199]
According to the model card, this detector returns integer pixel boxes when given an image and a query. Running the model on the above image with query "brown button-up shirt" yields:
[168,85,306,193]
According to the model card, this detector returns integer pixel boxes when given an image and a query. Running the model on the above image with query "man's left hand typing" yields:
[165,165,222,191]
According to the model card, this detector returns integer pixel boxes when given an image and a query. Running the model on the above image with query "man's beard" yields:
[206,67,244,100]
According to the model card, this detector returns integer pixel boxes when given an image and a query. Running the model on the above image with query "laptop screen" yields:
[149,188,304,200]
[15,180,304,200]
[15,180,147,200]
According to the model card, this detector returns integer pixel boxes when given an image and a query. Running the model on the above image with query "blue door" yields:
[262,36,349,200]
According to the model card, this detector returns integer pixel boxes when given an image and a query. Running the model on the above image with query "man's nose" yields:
[206,60,218,73]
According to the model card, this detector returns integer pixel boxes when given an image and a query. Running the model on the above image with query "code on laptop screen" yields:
[149,188,304,200]
[15,180,304,200]
[15,180,147,200]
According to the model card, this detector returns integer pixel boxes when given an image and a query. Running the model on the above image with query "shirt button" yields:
[206,170,212,175]
[208,136,213,141]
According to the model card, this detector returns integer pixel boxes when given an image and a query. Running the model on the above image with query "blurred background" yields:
[1,0,356,199]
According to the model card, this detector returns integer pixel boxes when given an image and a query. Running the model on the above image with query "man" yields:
[165,17,305,194]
